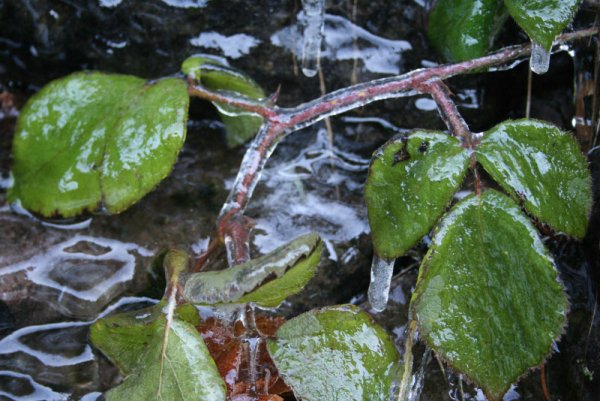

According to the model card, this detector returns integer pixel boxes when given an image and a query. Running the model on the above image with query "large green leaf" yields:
[105,315,226,401]
[428,0,505,61]
[90,303,200,374]
[365,131,469,259]
[182,55,265,147]
[477,119,592,238]
[183,233,323,307]
[9,72,189,217]
[266,305,401,401]
[504,0,581,50]
[411,190,568,401]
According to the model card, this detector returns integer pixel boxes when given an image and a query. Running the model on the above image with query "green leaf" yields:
[504,0,581,50]
[90,305,161,374]
[105,315,226,401]
[8,72,189,218]
[266,305,401,401]
[183,233,323,307]
[410,190,568,401]
[476,119,592,238]
[182,55,265,147]
[365,131,470,259]
[90,303,201,374]
[428,0,505,61]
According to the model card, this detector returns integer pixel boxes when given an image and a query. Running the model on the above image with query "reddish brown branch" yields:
[188,27,597,267]
[420,81,472,144]
[188,83,279,121]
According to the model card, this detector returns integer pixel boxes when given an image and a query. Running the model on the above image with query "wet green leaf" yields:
[266,305,401,401]
[183,233,323,307]
[411,190,568,401]
[365,131,469,259]
[477,119,592,238]
[90,303,200,374]
[182,55,265,147]
[105,315,226,401]
[428,0,505,61]
[9,72,189,217]
[504,0,581,50]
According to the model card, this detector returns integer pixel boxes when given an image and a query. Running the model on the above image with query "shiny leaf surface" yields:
[184,233,322,307]
[411,190,568,401]
[105,315,226,401]
[428,0,505,61]
[182,55,265,147]
[266,305,401,401]
[504,0,581,50]
[9,72,189,217]
[365,131,469,259]
[90,303,200,374]
[477,119,592,238]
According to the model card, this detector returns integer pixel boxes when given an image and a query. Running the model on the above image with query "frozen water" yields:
[298,0,326,77]
[530,42,550,75]
[272,14,411,75]
[0,296,156,367]
[190,32,261,59]
[0,235,153,317]
[99,0,209,8]
[0,371,69,401]
[0,297,156,399]
[249,128,370,254]
[415,97,437,111]
[367,255,395,312]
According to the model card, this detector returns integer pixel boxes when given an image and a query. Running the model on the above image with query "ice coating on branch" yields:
[367,255,395,312]
[530,41,550,74]
[299,0,326,77]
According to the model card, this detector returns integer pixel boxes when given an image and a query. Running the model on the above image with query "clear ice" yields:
[530,41,550,75]
[367,255,395,312]
[299,0,326,77]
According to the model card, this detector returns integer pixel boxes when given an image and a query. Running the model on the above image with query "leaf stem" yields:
[421,81,472,145]
[397,319,417,401]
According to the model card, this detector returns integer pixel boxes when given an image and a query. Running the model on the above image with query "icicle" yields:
[246,337,261,394]
[530,41,550,75]
[367,255,395,312]
[299,0,325,77]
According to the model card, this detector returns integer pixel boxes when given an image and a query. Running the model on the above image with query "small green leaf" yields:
[182,55,265,147]
[428,0,505,61]
[90,303,201,374]
[183,233,323,307]
[365,131,470,259]
[90,305,161,374]
[411,190,568,401]
[266,305,401,401]
[105,315,226,401]
[504,0,581,50]
[477,119,592,238]
[8,72,189,217]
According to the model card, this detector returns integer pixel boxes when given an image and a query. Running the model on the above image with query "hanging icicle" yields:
[299,0,326,77]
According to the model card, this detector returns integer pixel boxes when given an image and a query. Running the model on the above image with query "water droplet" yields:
[367,255,395,312]
[530,42,550,75]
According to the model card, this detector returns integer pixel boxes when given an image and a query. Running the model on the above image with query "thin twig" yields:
[541,365,553,401]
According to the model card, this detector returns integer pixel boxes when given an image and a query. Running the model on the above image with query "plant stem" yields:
[188,28,597,266]
[421,81,472,145]
[397,319,418,401]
